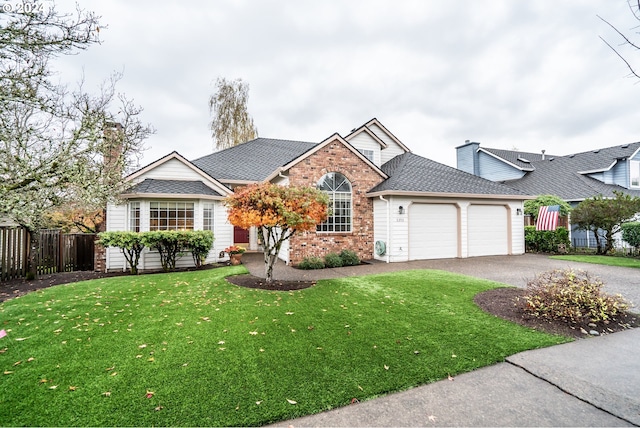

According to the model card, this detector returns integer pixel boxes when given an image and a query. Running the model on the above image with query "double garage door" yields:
[408,204,508,260]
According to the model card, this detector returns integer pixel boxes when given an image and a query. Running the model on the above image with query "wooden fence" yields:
[0,227,95,281]
[0,227,30,281]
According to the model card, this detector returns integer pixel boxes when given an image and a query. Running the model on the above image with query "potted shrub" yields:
[224,245,246,265]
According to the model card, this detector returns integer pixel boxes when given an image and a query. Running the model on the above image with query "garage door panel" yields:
[409,204,458,260]
[468,205,508,257]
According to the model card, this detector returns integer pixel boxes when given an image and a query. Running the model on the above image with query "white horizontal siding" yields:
[373,198,388,261]
[348,133,381,166]
[368,124,407,165]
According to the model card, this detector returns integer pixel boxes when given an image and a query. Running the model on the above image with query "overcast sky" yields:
[52,0,640,169]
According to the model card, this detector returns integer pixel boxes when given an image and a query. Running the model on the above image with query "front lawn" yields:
[0,267,567,426]
[551,254,640,269]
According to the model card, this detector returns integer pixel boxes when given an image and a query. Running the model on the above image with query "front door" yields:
[233,226,249,244]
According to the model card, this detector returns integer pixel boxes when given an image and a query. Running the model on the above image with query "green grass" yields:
[551,254,640,269]
[0,267,568,426]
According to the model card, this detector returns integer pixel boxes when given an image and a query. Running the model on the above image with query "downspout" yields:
[379,195,391,263]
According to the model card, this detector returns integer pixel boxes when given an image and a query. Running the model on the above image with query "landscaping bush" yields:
[141,230,191,272]
[524,226,570,253]
[622,222,640,251]
[339,249,360,266]
[522,269,629,323]
[98,231,145,274]
[324,252,344,268]
[297,256,325,270]
[186,230,215,268]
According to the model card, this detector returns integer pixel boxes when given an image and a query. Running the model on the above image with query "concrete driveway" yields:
[243,253,640,313]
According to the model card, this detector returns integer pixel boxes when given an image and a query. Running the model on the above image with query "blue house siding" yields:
[477,151,526,181]
[611,161,628,187]
[456,142,479,175]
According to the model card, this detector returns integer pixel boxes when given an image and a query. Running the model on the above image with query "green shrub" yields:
[339,249,360,266]
[324,252,343,268]
[622,222,640,250]
[522,269,629,323]
[524,226,570,253]
[297,257,325,270]
[98,231,145,274]
[186,230,214,268]
[141,230,191,272]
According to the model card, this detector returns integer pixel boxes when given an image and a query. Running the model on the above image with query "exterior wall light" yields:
[398,206,405,215]
[516,208,522,215]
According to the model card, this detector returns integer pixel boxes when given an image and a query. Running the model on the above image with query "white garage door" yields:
[467,205,508,257]
[409,204,458,260]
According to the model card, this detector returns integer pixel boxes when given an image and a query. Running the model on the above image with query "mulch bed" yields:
[1,270,637,339]
[474,287,640,339]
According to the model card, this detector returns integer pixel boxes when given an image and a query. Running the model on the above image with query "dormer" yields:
[345,118,410,166]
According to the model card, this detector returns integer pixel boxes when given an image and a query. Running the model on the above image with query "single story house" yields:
[456,141,640,247]
[104,119,530,272]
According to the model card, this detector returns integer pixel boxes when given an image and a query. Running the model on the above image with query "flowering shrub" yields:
[224,245,246,255]
[522,269,629,323]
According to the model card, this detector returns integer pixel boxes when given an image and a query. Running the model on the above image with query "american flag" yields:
[536,205,560,231]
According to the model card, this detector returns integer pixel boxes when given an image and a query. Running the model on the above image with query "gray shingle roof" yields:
[481,148,554,171]
[191,138,317,182]
[486,142,640,201]
[369,153,528,196]
[126,179,221,196]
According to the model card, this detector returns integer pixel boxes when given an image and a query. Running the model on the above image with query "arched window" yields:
[317,172,352,232]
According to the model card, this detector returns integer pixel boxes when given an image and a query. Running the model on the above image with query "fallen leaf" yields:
[218,340,225,344]
[148,357,155,362]
[154,406,163,411]
[49,385,58,389]
[105,366,115,371]
[27,357,35,362]
[286,399,297,405]
[249,331,258,335]
[145,390,154,399]
[4,370,13,375]
[13,361,21,366]
[384,365,389,370]
[428,414,437,422]
[285,312,294,315]
[451,354,457,358]
[110,372,117,376]
[103,391,111,397]
[69,386,77,391]
[139,344,147,349]
[15,337,28,341]
[135,354,143,359]
[39,379,48,384]
[256,401,262,405]
[448,374,454,381]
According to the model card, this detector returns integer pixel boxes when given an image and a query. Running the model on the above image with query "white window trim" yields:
[317,172,353,233]
[631,160,640,188]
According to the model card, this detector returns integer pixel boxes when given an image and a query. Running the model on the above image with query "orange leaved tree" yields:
[225,182,329,283]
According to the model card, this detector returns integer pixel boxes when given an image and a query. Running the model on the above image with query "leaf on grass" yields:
[384,365,389,370]
[218,347,226,351]
[69,386,77,391]
[448,374,454,381]
[154,406,163,411]
[27,357,35,362]
[135,354,143,359]
[249,331,258,335]
[218,340,225,345]
[285,312,294,315]
[286,399,297,405]
[451,354,457,358]
[256,401,262,405]
[15,337,28,341]
[39,378,48,384]
[110,372,117,376]
[13,361,21,366]
[139,344,147,349]
[105,366,115,371]
[148,357,154,362]
[145,390,154,399]
[49,385,58,389]
[4,370,13,375]
[102,391,111,397]
[358,385,363,391]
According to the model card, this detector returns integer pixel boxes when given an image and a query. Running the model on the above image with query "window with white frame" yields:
[358,149,375,163]
[203,202,214,231]
[317,172,352,232]
[149,201,194,230]
[631,160,640,188]
[129,202,140,232]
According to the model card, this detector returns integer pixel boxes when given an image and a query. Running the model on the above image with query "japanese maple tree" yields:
[225,183,329,283]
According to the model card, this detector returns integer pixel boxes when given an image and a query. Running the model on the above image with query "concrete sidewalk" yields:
[240,253,640,426]
[271,331,639,426]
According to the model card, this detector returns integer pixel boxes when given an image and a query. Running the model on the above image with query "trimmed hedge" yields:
[524,226,570,253]
[98,230,214,273]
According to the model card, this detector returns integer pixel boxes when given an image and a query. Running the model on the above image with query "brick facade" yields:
[287,139,385,264]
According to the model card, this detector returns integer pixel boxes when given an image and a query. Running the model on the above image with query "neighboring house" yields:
[104,118,530,272]
[456,141,640,247]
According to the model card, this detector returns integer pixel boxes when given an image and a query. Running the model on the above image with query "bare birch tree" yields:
[599,0,640,79]
[208,77,258,151]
